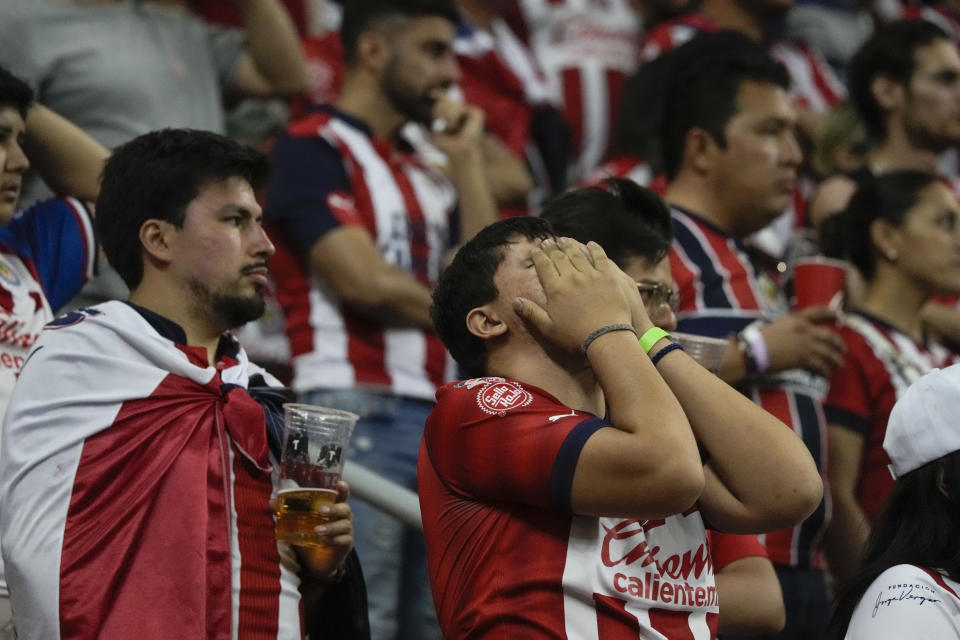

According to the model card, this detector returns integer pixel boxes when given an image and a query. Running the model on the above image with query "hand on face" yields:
[616,268,658,335]
[429,92,485,161]
[512,238,635,353]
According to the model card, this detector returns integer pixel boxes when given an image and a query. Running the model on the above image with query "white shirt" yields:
[846,564,960,639]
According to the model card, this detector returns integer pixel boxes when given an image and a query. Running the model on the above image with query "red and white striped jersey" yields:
[640,12,845,114]
[824,310,959,524]
[512,0,642,177]
[669,206,831,569]
[0,301,304,639]
[455,15,552,157]
[420,377,719,639]
[265,107,458,400]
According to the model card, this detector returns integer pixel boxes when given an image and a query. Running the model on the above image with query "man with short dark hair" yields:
[0,128,360,639]
[420,184,822,638]
[661,32,846,639]
[265,1,497,636]
[810,19,960,224]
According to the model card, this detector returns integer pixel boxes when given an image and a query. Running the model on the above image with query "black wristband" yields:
[651,342,684,365]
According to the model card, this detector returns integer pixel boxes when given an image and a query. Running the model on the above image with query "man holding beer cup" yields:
[0,129,363,639]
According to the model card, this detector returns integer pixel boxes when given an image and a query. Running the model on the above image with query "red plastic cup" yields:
[793,257,846,310]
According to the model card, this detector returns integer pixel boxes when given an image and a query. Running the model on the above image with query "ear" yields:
[139,219,175,267]
[869,218,904,262]
[355,30,391,74]
[465,304,508,341]
[683,127,719,176]
[871,75,905,114]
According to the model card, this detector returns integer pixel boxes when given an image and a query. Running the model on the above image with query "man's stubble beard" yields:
[904,115,960,155]
[188,277,266,331]
[383,56,435,126]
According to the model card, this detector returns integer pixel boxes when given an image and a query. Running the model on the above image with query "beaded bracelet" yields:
[580,323,639,355]
[651,342,684,365]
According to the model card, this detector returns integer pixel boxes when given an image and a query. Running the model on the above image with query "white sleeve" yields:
[846,565,960,639]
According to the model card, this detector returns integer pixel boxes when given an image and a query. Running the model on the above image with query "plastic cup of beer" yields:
[276,404,358,554]
[792,257,846,310]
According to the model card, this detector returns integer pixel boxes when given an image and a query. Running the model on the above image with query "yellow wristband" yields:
[638,326,671,353]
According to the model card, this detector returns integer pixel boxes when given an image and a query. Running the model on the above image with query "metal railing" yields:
[343,461,423,531]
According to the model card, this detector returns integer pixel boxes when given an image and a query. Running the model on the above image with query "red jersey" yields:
[419,377,719,639]
[670,206,831,569]
[264,107,458,400]
[511,0,642,177]
[455,15,552,158]
[824,311,959,523]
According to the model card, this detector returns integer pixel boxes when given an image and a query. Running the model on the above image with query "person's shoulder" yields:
[432,376,569,423]
[435,376,550,407]
[269,118,344,170]
[18,303,120,379]
[849,564,960,635]
[872,564,960,596]
[0,196,89,244]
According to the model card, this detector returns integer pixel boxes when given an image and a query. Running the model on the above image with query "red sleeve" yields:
[824,328,875,434]
[707,532,768,571]
[423,378,607,513]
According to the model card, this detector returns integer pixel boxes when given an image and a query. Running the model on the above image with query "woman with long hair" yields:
[819,170,960,585]
[826,364,960,638]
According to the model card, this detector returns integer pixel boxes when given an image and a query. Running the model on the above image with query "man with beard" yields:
[809,19,960,225]
[263,1,497,638]
[0,129,362,639]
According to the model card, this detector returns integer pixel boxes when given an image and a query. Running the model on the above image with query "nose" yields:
[251,223,275,259]
[782,130,802,168]
[443,53,461,86]
[5,139,28,173]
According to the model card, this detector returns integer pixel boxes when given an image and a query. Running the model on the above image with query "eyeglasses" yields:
[636,281,681,312]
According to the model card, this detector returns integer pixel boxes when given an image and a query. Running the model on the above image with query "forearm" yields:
[655,348,822,532]
[235,0,308,95]
[449,148,499,241]
[822,495,870,587]
[589,332,700,468]
[714,557,786,634]
[344,265,434,329]
[24,105,109,203]
[570,331,703,517]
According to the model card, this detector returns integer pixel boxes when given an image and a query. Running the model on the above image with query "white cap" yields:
[884,364,960,479]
